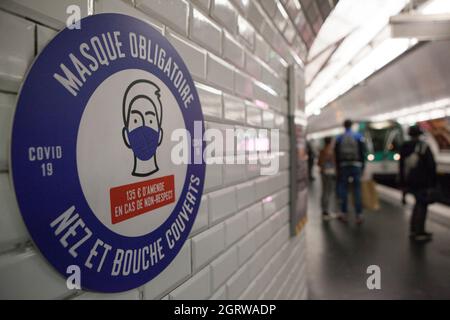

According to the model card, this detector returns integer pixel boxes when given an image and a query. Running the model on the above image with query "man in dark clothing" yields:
[399,125,437,242]
[335,119,366,224]
[307,141,316,181]
[318,137,336,220]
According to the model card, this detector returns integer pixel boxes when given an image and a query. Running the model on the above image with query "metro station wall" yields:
[0,0,307,299]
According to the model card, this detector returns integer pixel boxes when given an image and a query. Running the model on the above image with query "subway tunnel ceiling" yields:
[303,0,450,134]
[307,39,450,133]
[260,0,339,63]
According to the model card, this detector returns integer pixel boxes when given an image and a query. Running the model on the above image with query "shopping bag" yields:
[361,180,380,211]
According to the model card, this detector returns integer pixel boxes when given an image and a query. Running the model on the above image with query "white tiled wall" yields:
[0,0,307,300]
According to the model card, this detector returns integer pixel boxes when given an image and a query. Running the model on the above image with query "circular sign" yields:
[10,13,205,293]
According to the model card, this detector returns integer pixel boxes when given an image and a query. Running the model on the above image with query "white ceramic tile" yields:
[205,121,232,159]
[272,5,287,32]
[190,195,209,236]
[192,0,210,11]
[260,21,277,45]
[269,53,288,80]
[246,105,262,127]
[236,232,256,266]
[270,206,289,235]
[0,0,310,300]
[136,0,188,35]
[246,1,265,31]
[190,8,222,55]
[237,15,254,49]
[255,34,270,62]
[230,0,250,15]
[0,93,15,171]
[275,113,287,131]
[211,0,237,33]
[210,246,237,290]
[0,10,34,92]
[263,110,275,129]
[209,285,226,300]
[0,174,29,250]
[247,245,265,281]
[0,248,69,299]
[223,162,246,185]
[253,81,271,105]
[207,54,234,93]
[254,219,272,250]
[74,289,140,300]
[191,222,225,271]
[143,241,191,299]
[246,157,261,179]
[167,30,206,79]
[204,163,223,191]
[279,152,289,171]
[245,53,262,79]
[279,97,289,115]
[273,224,290,250]
[0,0,89,29]
[235,181,255,209]
[280,132,290,151]
[96,0,164,33]
[36,25,57,54]
[169,266,211,300]
[234,70,253,99]
[224,209,247,247]
[263,189,288,220]
[246,202,263,230]
[208,186,237,225]
[222,32,244,68]
[240,273,262,300]
[223,94,245,123]
[262,195,277,219]
[254,176,271,200]
[196,82,222,118]
[260,0,277,18]
[226,264,249,299]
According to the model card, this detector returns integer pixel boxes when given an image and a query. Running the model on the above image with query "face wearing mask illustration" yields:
[122,80,163,177]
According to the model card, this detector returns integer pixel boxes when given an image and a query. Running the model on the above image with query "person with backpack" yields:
[335,119,366,224]
[318,137,336,220]
[399,125,437,243]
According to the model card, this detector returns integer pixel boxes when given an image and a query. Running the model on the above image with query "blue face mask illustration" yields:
[127,125,160,161]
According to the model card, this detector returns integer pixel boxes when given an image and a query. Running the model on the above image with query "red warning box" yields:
[110,175,175,224]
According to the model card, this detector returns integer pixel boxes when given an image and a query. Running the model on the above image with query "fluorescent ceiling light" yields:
[307,127,344,140]
[370,97,450,124]
[420,0,450,14]
[305,0,412,116]
[306,37,417,116]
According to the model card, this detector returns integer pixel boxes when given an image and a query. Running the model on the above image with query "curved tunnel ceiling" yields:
[307,39,450,133]
[305,0,413,111]
[260,0,339,63]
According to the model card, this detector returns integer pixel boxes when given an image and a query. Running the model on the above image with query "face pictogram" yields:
[122,80,163,177]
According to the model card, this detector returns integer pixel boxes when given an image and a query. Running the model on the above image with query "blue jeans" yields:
[338,166,363,215]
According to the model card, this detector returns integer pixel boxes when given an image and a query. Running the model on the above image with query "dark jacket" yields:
[399,140,437,191]
[335,129,366,169]
[318,144,335,175]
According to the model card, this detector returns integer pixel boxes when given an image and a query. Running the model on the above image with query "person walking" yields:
[318,137,336,220]
[399,125,437,243]
[335,119,366,224]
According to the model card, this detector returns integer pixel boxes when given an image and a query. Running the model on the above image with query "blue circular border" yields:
[10,13,205,293]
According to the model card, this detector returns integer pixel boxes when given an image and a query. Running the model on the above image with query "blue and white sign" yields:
[10,13,205,293]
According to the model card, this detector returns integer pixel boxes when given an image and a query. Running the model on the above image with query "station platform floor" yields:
[306,177,450,299]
